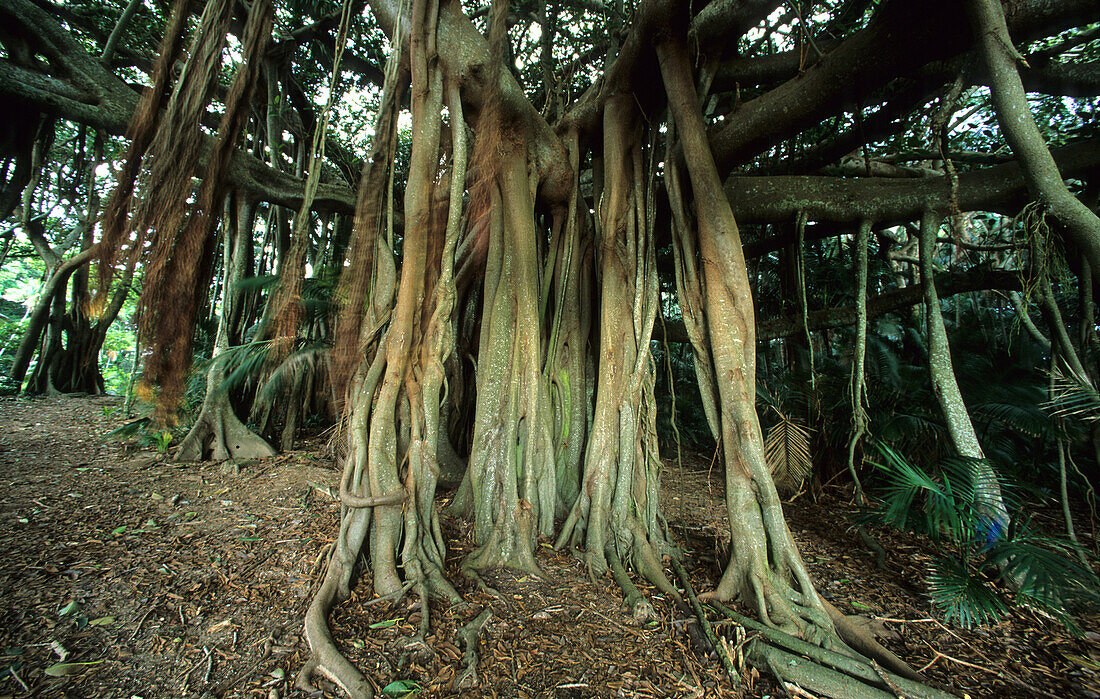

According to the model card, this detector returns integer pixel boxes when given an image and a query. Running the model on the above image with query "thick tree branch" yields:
[0,0,357,213]
[367,0,572,204]
[967,0,1100,278]
[724,140,1100,225]
[655,268,1023,344]
[709,0,1100,174]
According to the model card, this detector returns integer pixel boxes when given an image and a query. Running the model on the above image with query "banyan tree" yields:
[2,0,1099,695]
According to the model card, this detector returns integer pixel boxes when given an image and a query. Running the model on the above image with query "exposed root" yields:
[176,387,275,462]
[709,601,952,699]
[821,597,924,682]
[300,546,376,698]
[671,557,740,684]
[748,641,898,699]
[606,547,655,623]
[453,608,492,690]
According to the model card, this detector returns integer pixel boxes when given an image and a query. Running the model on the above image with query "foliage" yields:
[104,416,173,452]
[759,390,813,493]
[866,443,1099,631]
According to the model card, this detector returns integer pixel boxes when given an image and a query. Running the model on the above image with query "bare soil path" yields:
[0,396,1097,698]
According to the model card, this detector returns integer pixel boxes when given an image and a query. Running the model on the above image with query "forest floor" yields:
[0,395,1098,698]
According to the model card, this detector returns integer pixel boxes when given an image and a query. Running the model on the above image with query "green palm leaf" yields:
[929,555,1008,628]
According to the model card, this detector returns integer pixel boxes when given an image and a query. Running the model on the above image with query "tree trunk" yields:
[462,144,557,573]
[177,196,276,462]
[554,95,675,609]
[918,211,1008,538]
[967,0,1100,275]
[657,32,831,643]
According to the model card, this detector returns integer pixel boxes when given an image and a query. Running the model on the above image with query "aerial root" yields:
[453,608,492,690]
[707,601,955,699]
[299,554,376,699]
[606,548,655,623]
[670,557,741,684]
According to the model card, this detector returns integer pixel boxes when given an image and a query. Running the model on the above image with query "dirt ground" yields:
[1,395,1098,698]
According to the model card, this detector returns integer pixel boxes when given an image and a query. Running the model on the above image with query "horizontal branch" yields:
[724,140,1100,225]
[757,268,1022,341]
[655,268,1023,345]
[709,0,1100,174]
[0,0,358,214]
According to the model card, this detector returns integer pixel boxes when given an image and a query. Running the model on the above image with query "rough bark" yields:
[554,95,676,608]
[301,3,461,693]
[658,30,832,643]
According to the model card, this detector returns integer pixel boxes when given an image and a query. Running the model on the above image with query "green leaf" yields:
[381,680,421,697]
[111,526,127,536]
[928,556,1007,628]
[89,616,115,627]
[368,617,403,629]
[58,600,81,616]
[44,659,104,676]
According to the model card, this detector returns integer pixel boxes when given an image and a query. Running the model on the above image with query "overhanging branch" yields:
[0,0,358,214]
[724,140,1100,225]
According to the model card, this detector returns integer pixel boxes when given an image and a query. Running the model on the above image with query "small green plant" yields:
[105,416,176,453]
[152,430,173,453]
[864,443,1099,631]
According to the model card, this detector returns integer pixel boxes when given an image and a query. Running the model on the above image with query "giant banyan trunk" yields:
[554,94,676,610]
[657,31,833,643]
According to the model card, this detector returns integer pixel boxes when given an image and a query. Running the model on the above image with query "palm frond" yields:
[764,413,813,491]
[258,345,330,402]
[105,416,153,441]
[1045,371,1100,423]
[232,274,278,293]
[218,341,274,394]
[986,532,1100,619]
[867,446,1007,543]
[973,401,1053,439]
[929,555,1008,628]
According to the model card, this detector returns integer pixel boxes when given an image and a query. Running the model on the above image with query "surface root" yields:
[453,608,492,690]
